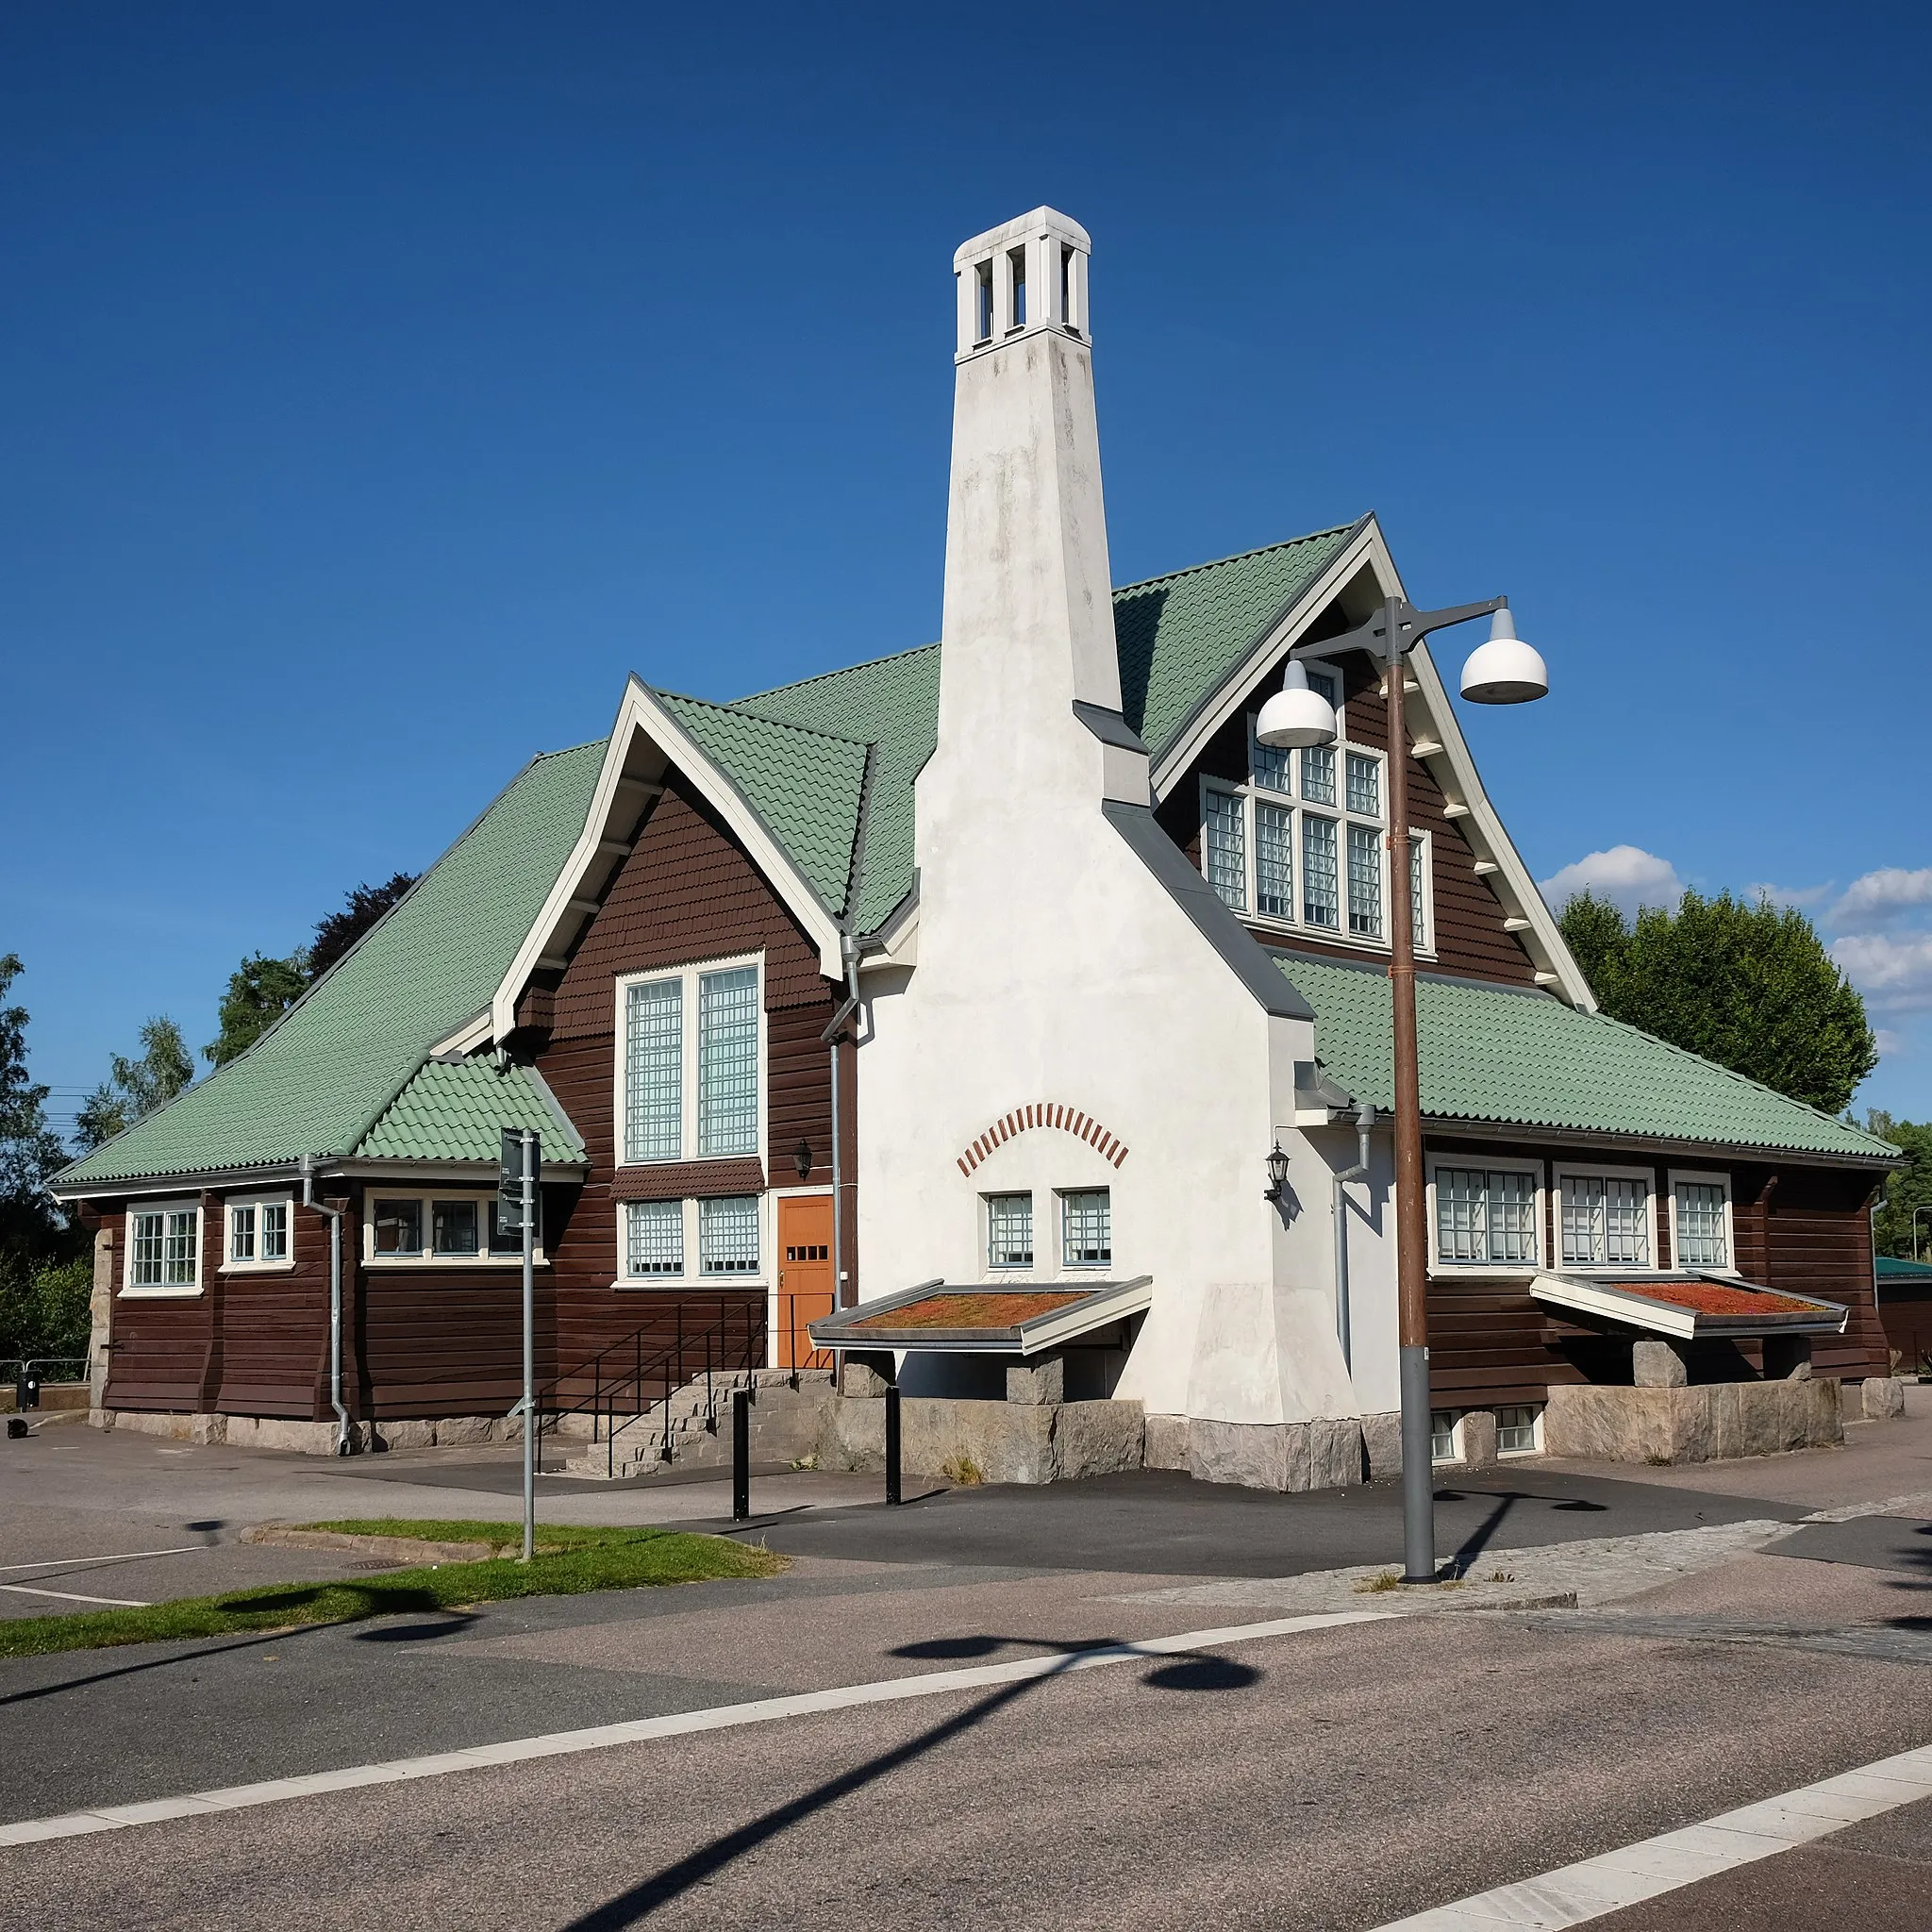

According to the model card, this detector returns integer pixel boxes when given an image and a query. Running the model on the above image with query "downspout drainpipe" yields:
[821,935,863,1320]
[1332,1101,1377,1373]
[301,1156,353,1457]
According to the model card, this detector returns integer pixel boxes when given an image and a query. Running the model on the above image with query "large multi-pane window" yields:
[617,1195,766,1284]
[128,1204,199,1290]
[621,959,762,1165]
[1201,675,1430,951]
[1674,1177,1731,1268]
[624,978,683,1161]
[1559,1173,1651,1268]
[1060,1190,1111,1267]
[987,1192,1034,1270]
[367,1193,538,1265]
[697,967,759,1157]
[1434,1166,1540,1266]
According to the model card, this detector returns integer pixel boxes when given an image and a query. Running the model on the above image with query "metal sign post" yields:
[501,1126,540,1563]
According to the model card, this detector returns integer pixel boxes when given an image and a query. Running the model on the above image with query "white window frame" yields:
[224,1192,295,1274]
[362,1191,546,1269]
[984,1191,1036,1273]
[1668,1169,1737,1274]
[613,1193,775,1290]
[122,1198,204,1298]
[1551,1162,1658,1274]
[1198,715,1435,958]
[1425,1157,1545,1276]
[1058,1187,1112,1270]
[1496,1403,1544,1457]
[613,953,767,1169]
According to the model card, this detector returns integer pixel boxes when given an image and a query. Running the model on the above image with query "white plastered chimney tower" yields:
[857,209,1362,1477]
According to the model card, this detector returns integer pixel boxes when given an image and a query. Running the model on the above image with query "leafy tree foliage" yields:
[308,873,418,980]
[205,952,310,1066]
[74,1017,194,1152]
[0,954,72,1271]
[0,1256,92,1366]
[1868,1111,1932,1259]
[1557,889,1877,1116]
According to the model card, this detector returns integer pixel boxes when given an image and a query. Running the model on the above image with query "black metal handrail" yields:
[545,1297,767,1478]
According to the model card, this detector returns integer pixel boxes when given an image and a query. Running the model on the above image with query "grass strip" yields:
[0,1521,784,1660]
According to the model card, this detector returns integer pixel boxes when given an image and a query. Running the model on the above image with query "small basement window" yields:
[1430,1409,1457,1462]
[1497,1405,1541,1456]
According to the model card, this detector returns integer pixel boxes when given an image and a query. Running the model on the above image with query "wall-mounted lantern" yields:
[792,1139,814,1181]
[1263,1142,1290,1204]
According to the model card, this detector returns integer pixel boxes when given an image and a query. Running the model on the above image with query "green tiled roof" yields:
[1274,952,1898,1162]
[732,644,941,930]
[657,691,869,915]
[1115,522,1362,757]
[55,743,607,1188]
[358,1058,586,1164]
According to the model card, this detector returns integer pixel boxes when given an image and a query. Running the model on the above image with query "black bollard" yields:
[731,1387,750,1523]
[885,1382,902,1507]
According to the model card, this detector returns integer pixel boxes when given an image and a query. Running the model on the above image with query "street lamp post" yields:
[1259,593,1547,1584]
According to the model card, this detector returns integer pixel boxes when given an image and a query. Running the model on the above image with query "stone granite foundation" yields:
[819,1393,1143,1484]
[1542,1378,1843,1463]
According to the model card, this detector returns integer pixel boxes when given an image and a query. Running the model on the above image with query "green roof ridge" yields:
[1108,519,1366,600]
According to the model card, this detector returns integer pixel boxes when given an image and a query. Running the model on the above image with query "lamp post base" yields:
[1398,1345,1437,1584]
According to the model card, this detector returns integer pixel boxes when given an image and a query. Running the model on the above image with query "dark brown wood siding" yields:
[1423,1137,1888,1407]
[1154,648,1539,986]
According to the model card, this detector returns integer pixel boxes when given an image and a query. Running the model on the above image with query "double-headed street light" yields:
[1259,594,1548,1584]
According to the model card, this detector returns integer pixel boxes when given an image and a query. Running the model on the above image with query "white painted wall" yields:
[855,208,1369,1431]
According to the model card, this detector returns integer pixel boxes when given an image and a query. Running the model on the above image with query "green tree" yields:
[74,1017,195,1152]
[205,952,309,1066]
[0,954,71,1269]
[0,1255,92,1366]
[1868,1111,1932,1259]
[1556,889,1878,1116]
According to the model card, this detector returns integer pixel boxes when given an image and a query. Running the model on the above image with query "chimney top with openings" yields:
[954,207,1091,362]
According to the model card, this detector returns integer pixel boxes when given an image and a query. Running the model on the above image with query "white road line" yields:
[1371,1743,1932,1930]
[0,1585,152,1607]
[0,1609,1391,1847]
[0,1546,209,1574]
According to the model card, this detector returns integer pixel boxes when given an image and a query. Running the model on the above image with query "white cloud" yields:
[1539,846,1685,920]
[1831,932,1932,1013]
[1830,867,1932,924]
[1875,1029,1907,1057]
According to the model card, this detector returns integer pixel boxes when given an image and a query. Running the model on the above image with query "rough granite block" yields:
[1632,1338,1689,1388]
[1361,1410,1403,1480]
[1006,1357,1065,1407]
[1143,1414,1190,1470]
[1457,1410,1498,1470]
[1057,1399,1144,1476]
[1862,1375,1907,1421]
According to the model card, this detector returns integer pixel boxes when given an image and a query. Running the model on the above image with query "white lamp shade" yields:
[1459,609,1547,705]
[1255,659,1339,748]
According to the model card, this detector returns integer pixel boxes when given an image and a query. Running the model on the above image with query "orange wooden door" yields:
[776,1194,835,1368]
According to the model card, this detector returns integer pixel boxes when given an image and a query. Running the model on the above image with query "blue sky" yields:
[5,1,1930,1132]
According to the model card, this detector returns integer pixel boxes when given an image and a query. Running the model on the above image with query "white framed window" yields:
[698,1194,759,1275]
[1554,1165,1656,1270]
[1669,1170,1734,1271]
[1203,689,1431,955]
[124,1199,202,1295]
[986,1192,1034,1271]
[364,1191,542,1268]
[225,1195,292,1272]
[1430,1409,1457,1462]
[624,1199,685,1279]
[1428,1159,1543,1270]
[616,956,765,1166]
[1059,1189,1111,1268]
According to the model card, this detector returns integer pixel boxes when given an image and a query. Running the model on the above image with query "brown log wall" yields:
[1424,1137,1888,1408]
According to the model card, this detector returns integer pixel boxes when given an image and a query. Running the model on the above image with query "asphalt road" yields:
[6,1407,1932,1927]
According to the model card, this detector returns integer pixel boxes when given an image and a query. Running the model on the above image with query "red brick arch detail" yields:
[956,1103,1129,1176]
